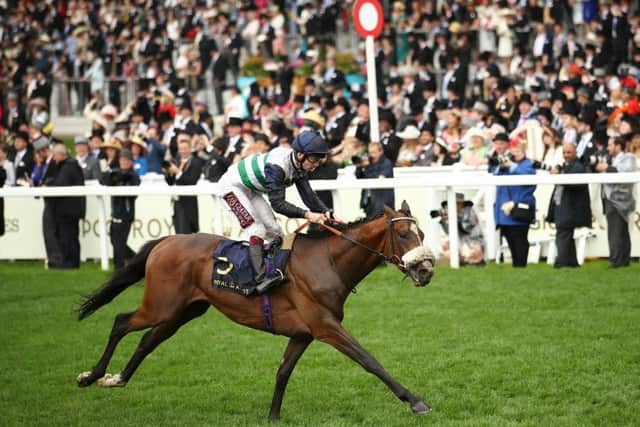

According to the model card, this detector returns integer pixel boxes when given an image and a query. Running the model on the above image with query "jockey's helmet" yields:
[292,130,330,158]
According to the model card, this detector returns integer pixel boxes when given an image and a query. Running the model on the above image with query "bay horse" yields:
[76,201,435,421]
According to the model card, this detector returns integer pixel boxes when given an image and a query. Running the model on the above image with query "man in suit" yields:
[602,3,631,71]
[49,144,86,268]
[74,136,101,180]
[547,143,592,268]
[378,109,402,164]
[0,161,5,236]
[324,97,351,148]
[4,92,26,132]
[210,44,230,115]
[100,149,141,269]
[355,141,395,217]
[164,133,205,234]
[220,116,245,165]
[8,131,34,185]
[595,137,637,268]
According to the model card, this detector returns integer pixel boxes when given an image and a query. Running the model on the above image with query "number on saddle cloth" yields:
[211,238,290,296]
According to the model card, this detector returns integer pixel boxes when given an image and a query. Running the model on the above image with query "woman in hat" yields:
[461,128,489,167]
[129,136,148,176]
[429,138,449,166]
[396,125,421,167]
[99,138,123,173]
[493,138,536,267]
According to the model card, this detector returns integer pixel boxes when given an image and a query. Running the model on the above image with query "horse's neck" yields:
[330,218,388,293]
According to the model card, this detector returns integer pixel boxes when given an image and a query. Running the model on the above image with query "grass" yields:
[0,260,639,426]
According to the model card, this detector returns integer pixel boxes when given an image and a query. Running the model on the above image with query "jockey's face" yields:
[295,152,324,172]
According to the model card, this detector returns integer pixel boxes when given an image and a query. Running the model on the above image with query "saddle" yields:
[211,234,294,296]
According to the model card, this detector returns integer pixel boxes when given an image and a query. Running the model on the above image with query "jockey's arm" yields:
[264,163,308,218]
[294,178,329,215]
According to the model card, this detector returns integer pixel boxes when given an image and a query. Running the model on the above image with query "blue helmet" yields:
[292,130,330,157]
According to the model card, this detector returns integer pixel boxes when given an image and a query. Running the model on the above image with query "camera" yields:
[351,154,369,167]
[109,168,133,184]
[497,151,512,166]
[162,160,173,169]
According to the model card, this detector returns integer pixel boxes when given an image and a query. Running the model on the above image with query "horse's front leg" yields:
[315,320,431,414]
[268,335,313,422]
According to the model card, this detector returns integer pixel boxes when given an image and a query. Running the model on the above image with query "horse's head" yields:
[383,201,435,286]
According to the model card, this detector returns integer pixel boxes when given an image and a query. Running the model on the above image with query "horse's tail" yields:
[77,237,168,320]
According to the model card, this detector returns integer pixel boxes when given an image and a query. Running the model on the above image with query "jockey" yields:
[218,129,341,293]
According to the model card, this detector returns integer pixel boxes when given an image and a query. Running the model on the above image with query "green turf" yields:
[0,260,638,426]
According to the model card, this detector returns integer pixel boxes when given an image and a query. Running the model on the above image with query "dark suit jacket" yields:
[212,54,230,82]
[356,157,395,216]
[50,158,86,219]
[165,154,205,207]
[8,147,34,182]
[546,160,592,228]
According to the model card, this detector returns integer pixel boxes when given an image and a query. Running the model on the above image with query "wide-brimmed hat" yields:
[130,135,148,153]
[301,110,325,128]
[464,127,489,144]
[100,138,123,151]
[100,104,118,118]
[397,125,420,139]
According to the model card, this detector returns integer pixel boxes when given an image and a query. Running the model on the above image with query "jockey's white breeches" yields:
[218,170,283,242]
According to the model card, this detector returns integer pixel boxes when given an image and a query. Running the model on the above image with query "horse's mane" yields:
[301,214,385,239]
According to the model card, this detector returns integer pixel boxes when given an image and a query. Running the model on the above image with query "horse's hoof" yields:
[96,373,127,388]
[411,400,432,414]
[76,371,95,387]
[267,414,280,423]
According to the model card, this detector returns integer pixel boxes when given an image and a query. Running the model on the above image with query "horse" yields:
[76,201,436,421]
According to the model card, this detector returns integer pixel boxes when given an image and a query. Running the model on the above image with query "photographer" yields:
[431,194,485,266]
[546,143,592,268]
[355,141,394,217]
[493,139,536,267]
[100,149,141,270]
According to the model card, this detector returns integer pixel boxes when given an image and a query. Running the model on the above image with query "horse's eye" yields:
[399,232,409,239]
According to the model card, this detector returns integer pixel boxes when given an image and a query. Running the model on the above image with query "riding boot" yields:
[249,237,283,295]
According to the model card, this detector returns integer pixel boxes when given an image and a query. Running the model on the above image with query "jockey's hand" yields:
[305,211,327,224]
[325,211,346,224]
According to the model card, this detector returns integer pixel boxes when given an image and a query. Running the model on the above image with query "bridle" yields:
[295,216,426,274]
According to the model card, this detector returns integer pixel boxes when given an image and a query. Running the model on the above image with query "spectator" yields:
[98,138,122,173]
[547,143,592,268]
[100,149,141,269]
[0,142,16,187]
[129,136,149,177]
[396,125,421,167]
[595,137,638,268]
[487,132,511,172]
[355,141,395,217]
[8,131,34,186]
[205,138,230,183]
[74,136,101,181]
[0,156,5,237]
[433,193,485,266]
[461,128,489,167]
[49,144,86,269]
[144,126,168,174]
[493,139,536,267]
[164,135,205,234]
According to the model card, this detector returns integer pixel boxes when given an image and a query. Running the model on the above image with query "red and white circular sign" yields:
[353,0,384,39]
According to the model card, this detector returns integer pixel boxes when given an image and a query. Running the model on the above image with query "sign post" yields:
[353,0,383,142]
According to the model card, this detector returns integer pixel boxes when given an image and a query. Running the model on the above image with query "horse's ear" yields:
[399,200,412,217]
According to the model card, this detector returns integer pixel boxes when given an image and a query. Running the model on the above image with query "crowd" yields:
[1,0,639,269]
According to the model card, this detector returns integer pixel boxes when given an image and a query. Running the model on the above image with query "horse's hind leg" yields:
[98,300,210,387]
[77,311,137,387]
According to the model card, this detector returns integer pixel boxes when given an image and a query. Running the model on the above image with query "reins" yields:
[294,216,418,270]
